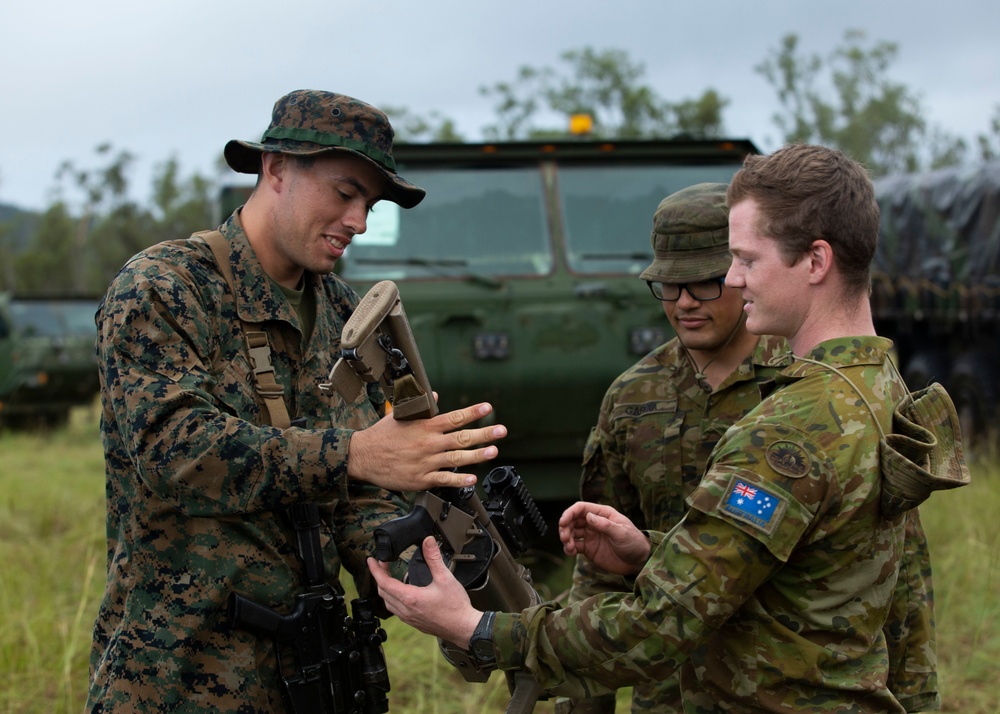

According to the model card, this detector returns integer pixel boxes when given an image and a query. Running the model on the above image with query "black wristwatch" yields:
[468,610,497,667]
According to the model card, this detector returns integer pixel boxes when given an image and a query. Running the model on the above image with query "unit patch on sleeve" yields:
[765,440,810,478]
[721,477,787,535]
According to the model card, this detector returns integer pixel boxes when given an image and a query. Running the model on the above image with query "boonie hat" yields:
[225,90,425,208]
[639,182,731,283]
[880,382,972,517]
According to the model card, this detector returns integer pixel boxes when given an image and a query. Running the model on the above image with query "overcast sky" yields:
[2,0,998,211]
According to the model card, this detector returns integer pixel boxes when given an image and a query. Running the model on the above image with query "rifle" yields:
[322,280,548,714]
[376,466,548,712]
[229,502,391,714]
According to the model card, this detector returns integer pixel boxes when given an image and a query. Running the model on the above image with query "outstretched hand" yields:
[558,502,651,576]
[348,402,506,491]
[368,536,482,648]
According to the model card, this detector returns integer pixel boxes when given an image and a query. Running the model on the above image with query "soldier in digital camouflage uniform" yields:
[558,183,792,714]
[370,144,968,712]
[87,90,507,713]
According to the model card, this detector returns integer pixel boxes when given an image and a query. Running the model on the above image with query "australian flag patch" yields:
[721,477,785,535]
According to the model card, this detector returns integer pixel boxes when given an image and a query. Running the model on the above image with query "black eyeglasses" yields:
[647,276,726,302]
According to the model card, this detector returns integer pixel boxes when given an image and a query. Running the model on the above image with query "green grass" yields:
[0,403,105,713]
[1,404,997,713]
[919,439,1000,713]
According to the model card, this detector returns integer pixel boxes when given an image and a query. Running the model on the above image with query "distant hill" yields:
[0,202,39,251]
[0,203,23,222]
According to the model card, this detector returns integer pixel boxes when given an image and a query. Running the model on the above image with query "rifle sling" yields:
[199,232,331,585]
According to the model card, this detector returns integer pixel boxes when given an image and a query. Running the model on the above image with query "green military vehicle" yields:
[220,137,758,502]
[0,293,101,428]
[219,144,1000,500]
[220,144,1000,501]
[872,160,1000,442]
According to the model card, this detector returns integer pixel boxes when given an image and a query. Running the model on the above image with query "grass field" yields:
[1,403,997,713]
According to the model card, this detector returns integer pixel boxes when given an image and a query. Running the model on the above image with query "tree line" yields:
[2,30,999,296]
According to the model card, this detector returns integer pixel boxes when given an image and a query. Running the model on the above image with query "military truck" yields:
[219,144,1000,502]
[0,293,101,428]
[872,160,1000,441]
[220,137,758,502]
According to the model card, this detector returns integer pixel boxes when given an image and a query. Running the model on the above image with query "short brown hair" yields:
[726,144,879,297]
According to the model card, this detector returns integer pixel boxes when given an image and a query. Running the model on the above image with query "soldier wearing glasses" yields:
[557,182,791,713]
[371,153,945,713]
[558,182,939,712]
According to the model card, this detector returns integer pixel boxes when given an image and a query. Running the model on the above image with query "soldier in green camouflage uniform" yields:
[559,184,792,714]
[563,185,940,713]
[370,144,965,712]
[87,90,506,713]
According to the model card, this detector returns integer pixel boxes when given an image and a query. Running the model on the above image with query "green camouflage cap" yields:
[639,182,731,283]
[225,90,425,208]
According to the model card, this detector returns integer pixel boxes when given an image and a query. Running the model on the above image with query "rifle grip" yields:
[373,506,435,562]
[228,592,283,636]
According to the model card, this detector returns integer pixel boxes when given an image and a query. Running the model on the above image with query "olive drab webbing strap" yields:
[242,331,293,430]
[198,230,292,430]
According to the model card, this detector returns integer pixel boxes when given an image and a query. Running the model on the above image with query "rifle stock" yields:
[321,280,437,420]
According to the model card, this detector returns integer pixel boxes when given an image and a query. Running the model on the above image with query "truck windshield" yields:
[341,166,551,281]
[558,164,744,275]
[338,160,744,281]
